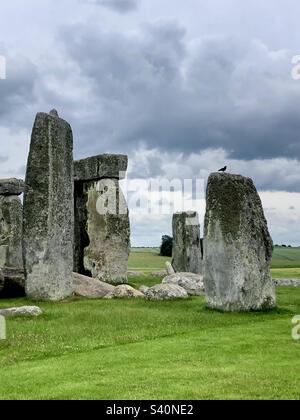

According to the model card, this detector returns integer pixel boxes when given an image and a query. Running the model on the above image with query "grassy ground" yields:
[0,246,299,400]
[129,250,168,274]
[129,246,300,280]
[0,287,299,400]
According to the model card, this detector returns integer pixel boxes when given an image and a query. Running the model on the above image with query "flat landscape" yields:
[129,246,300,280]
[0,247,299,400]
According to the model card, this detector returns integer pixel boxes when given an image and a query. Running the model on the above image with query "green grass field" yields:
[129,246,300,279]
[0,288,299,400]
[0,246,299,400]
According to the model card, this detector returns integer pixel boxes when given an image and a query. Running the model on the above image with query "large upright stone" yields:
[172,211,202,274]
[74,177,130,285]
[0,195,23,269]
[23,111,74,301]
[204,173,276,312]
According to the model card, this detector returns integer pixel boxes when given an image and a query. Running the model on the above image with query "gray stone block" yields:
[0,195,23,269]
[0,178,25,196]
[203,173,276,312]
[23,111,74,301]
[172,211,203,275]
[74,154,128,182]
[74,178,130,285]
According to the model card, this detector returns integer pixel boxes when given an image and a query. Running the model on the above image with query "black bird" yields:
[218,166,227,172]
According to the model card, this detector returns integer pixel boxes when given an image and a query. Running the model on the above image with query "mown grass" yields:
[128,250,168,273]
[272,247,300,269]
[0,247,299,400]
[129,247,300,279]
[0,287,299,400]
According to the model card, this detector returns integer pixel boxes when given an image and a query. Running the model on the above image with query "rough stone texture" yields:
[139,285,150,294]
[0,178,25,196]
[166,261,175,275]
[73,272,115,298]
[74,178,130,285]
[162,273,205,296]
[274,279,300,287]
[0,195,23,269]
[150,270,167,278]
[104,284,144,299]
[23,111,74,301]
[0,268,25,298]
[74,154,128,182]
[172,211,203,275]
[204,173,276,312]
[0,306,42,317]
[128,270,145,278]
[145,284,188,301]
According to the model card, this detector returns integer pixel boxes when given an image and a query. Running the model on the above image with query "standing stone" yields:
[23,111,74,301]
[204,173,276,312]
[172,211,202,275]
[73,155,130,285]
[74,154,130,283]
[0,194,23,269]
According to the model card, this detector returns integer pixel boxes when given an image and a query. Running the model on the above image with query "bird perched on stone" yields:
[49,109,59,118]
[218,166,227,172]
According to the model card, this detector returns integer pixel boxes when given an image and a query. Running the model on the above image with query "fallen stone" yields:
[172,211,203,275]
[0,178,25,196]
[150,270,167,278]
[23,111,74,301]
[104,285,144,299]
[0,306,42,317]
[74,154,128,182]
[145,284,188,301]
[162,273,205,296]
[139,285,150,294]
[204,173,276,312]
[73,272,115,298]
[0,195,23,270]
[166,261,175,275]
[127,271,145,278]
[274,279,300,287]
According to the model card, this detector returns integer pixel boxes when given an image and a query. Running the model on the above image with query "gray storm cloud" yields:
[57,21,300,162]
[88,0,140,13]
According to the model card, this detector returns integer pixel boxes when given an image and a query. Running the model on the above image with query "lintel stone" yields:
[74,154,128,182]
[0,178,25,196]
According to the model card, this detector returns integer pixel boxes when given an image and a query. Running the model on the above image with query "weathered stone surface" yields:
[0,306,42,317]
[274,279,300,287]
[172,211,203,275]
[139,285,150,294]
[145,284,188,301]
[166,261,175,275]
[74,154,128,182]
[162,273,205,296]
[104,284,144,299]
[0,195,23,269]
[150,270,167,278]
[204,173,276,312]
[23,111,74,301]
[128,270,145,278]
[0,178,25,196]
[74,178,130,285]
[0,268,25,298]
[73,272,115,298]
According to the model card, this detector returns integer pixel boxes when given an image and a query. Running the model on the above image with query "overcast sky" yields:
[0,0,300,246]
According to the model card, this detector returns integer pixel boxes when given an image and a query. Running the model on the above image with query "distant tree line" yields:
[160,235,173,257]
